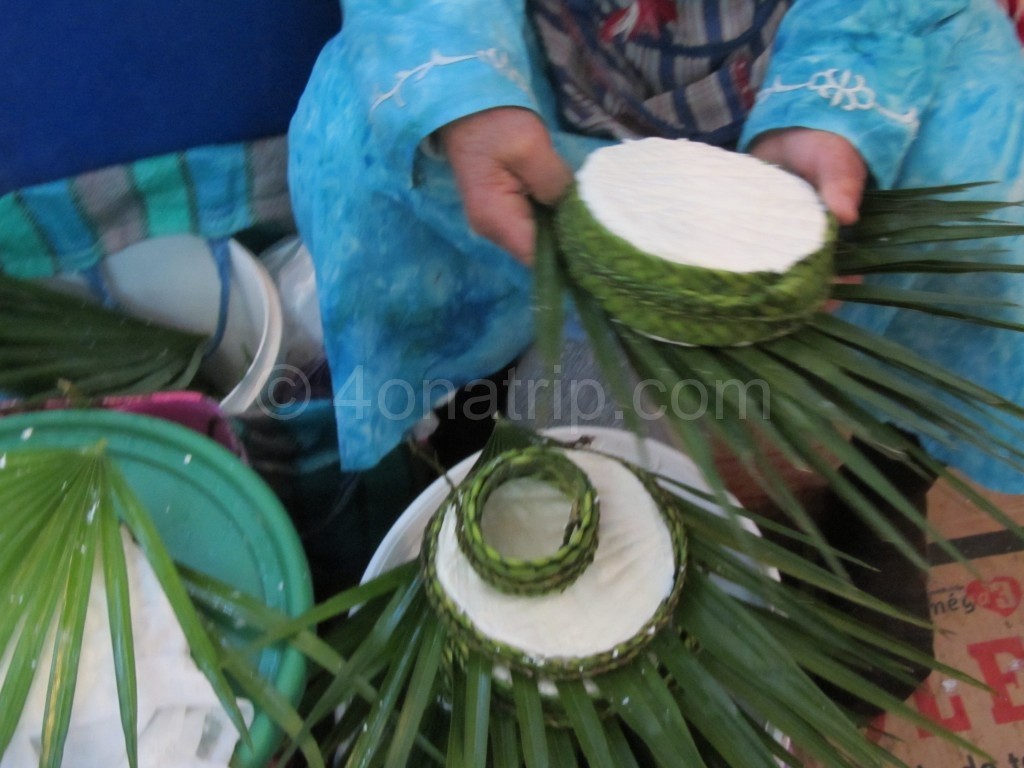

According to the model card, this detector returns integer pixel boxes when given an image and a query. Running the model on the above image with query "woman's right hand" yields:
[439,107,572,265]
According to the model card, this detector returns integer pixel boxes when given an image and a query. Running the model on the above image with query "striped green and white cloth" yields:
[0,135,292,278]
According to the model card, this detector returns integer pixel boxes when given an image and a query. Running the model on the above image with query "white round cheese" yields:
[434,449,677,660]
[576,137,829,274]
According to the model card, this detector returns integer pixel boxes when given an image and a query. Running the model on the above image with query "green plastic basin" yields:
[0,408,313,767]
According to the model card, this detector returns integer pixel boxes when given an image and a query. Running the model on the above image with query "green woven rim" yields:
[602,290,814,346]
[555,185,836,345]
[455,447,600,596]
[564,247,834,319]
[422,447,689,681]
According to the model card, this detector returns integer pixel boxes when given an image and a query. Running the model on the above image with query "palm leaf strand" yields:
[275,423,989,767]
[528,184,1024,578]
[0,444,313,768]
[0,271,208,401]
[98,459,140,768]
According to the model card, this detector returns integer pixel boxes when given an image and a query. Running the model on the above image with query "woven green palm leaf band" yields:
[555,185,836,346]
[455,447,600,596]
[422,447,689,681]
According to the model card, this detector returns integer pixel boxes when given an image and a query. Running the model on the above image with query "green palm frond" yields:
[0,273,208,401]
[278,423,991,767]
[533,184,1024,571]
[279,184,1024,766]
[0,443,308,768]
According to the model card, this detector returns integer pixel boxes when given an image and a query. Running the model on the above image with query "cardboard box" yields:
[865,480,1024,768]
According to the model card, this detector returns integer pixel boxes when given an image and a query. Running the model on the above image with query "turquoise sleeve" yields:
[339,0,541,178]
[739,0,970,187]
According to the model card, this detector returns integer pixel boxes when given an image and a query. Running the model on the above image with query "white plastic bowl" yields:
[359,425,789,762]
[363,426,770,580]
[47,235,285,415]
[258,236,324,369]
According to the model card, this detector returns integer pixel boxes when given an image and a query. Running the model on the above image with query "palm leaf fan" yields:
[0,438,310,768]
[275,421,990,767]
[0,272,208,401]
[538,137,1024,572]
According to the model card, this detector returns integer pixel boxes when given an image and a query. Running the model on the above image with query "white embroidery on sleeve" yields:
[372,49,530,112]
[756,69,919,130]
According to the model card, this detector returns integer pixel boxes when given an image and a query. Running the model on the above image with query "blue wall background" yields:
[0,0,341,195]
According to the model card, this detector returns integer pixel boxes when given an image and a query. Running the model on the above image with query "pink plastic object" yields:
[0,391,242,456]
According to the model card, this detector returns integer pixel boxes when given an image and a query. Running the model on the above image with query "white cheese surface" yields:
[576,137,828,274]
[435,450,677,660]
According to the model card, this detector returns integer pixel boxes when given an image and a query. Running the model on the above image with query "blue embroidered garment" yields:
[290,0,1024,492]
[740,0,1024,491]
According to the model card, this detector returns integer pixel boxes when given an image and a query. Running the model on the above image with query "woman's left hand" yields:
[748,128,867,226]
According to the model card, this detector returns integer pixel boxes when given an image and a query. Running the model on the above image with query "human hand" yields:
[439,107,572,265]
[748,128,867,226]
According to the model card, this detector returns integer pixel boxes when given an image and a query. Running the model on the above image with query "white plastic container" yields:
[363,426,768,579]
[258,235,324,369]
[47,235,285,415]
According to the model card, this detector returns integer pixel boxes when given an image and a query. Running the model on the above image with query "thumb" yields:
[815,170,866,226]
[459,169,539,265]
[807,150,867,227]
[515,143,574,206]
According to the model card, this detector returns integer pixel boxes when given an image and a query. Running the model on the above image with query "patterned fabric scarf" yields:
[529,0,791,147]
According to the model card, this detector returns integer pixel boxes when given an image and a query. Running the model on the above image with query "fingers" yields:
[455,139,570,264]
[440,108,572,264]
[444,115,869,264]
[749,128,867,226]
[459,168,539,264]
[749,128,868,315]
[515,142,574,206]
[810,149,867,226]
